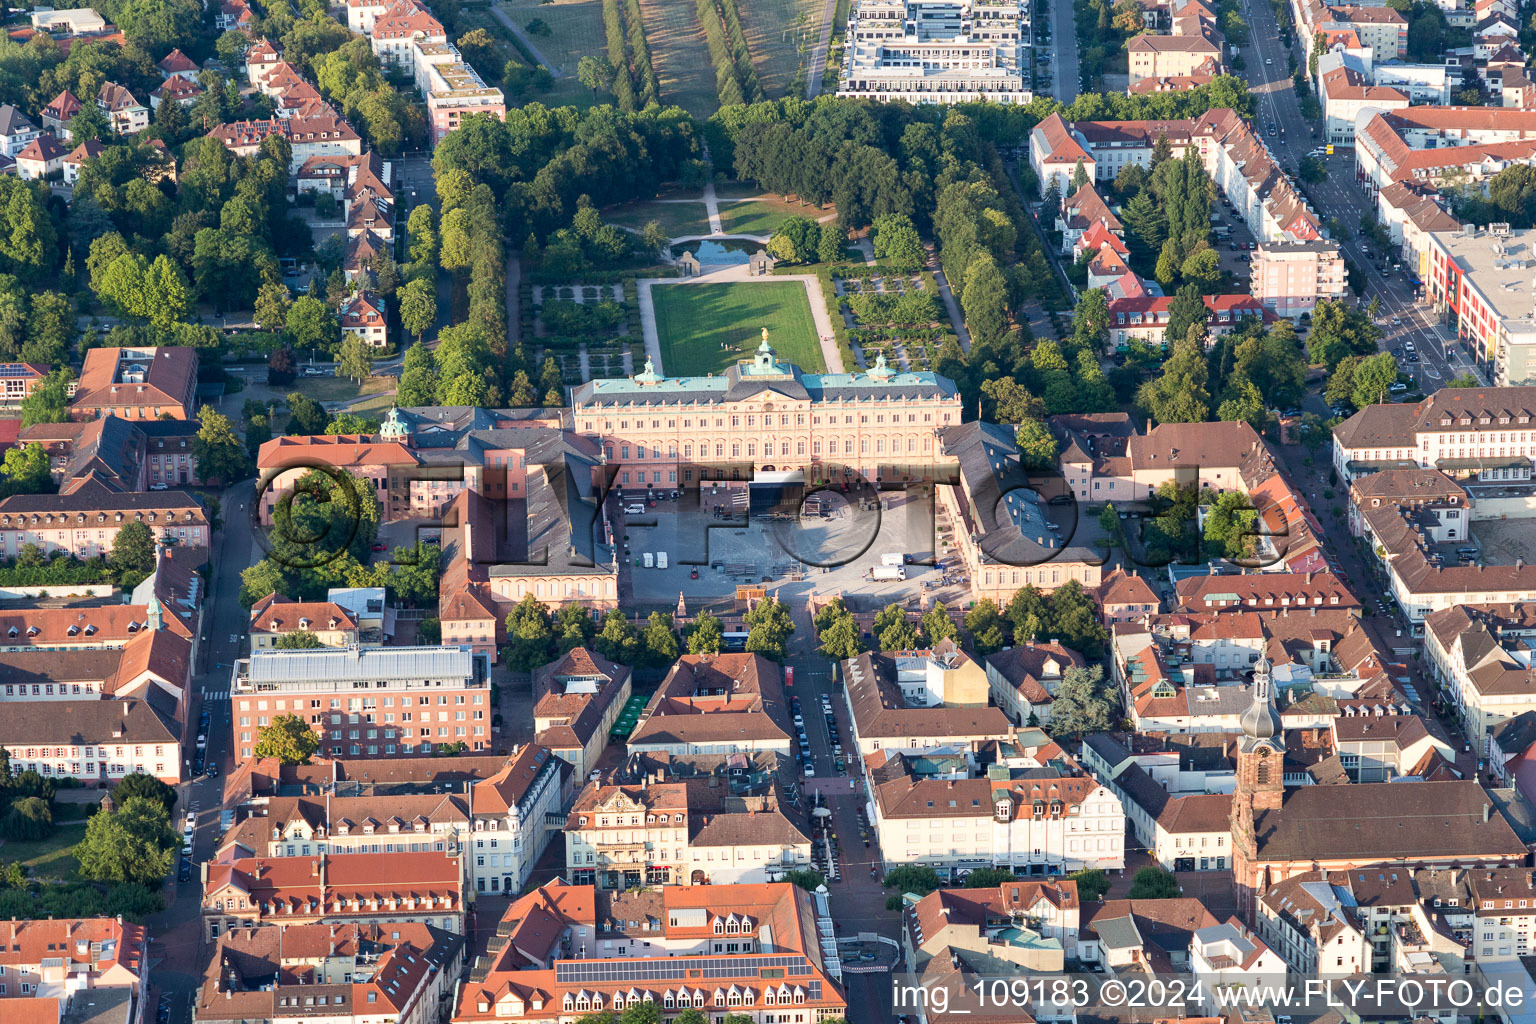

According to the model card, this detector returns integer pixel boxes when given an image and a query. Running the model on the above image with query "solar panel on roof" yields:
[554,955,813,984]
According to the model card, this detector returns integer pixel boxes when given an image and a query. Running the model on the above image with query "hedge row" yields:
[696,0,762,107]
[601,0,638,111]
[623,0,661,106]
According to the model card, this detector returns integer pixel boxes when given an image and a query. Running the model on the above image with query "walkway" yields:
[635,262,845,374]
[805,0,838,96]
[489,2,567,76]
[931,267,972,352]
[702,180,723,235]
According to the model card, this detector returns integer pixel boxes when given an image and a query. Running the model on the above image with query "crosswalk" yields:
[203,690,230,701]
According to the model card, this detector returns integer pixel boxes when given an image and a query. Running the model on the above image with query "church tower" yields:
[1231,654,1284,921]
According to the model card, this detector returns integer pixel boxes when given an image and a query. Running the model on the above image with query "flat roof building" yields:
[1425,224,1536,385]
[838,0,1032,104]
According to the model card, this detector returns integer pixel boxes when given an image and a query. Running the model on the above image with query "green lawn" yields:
[2,822,87,881]
[713,181,770,199]
[605,200,711,238]
[497,0,605,73]
[718,198,830,237]
[651,282,825,376]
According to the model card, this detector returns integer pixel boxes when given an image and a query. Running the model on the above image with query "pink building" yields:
[570,337,964,490]
[0,481,209,560]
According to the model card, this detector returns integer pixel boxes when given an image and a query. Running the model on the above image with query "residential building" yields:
[229,645,492,762]
[16,134,67,179]
[201,851,466,940]
[95,83,147,135]
[1424,603,1536,744]
[1056,183,1123,256]
[1078,897,1221,969]
[626,653,792,756]
[209,111,363,172]
[470,744,572,894]
[0,363,49,413]
[1174,571,1359,613]
[453,882,847,1024]
[248,593,364,650]
[215,793,471,862]
[0,482,209,560]
[1375,182,1463,279]
[902,881,1081,973]
[837,0,1032,105]
[1127,35,1221,86]
[564,751,812,888]
[1107,293,1275,347]
[843,642,1014,757]
[867,747,1126,875]
[0,917,147,1004]
[20,416,203,491]
[192,922,464,1024]
[70,346,198,421]
[1096,568,1161,624]
[0,694,184,784]
[339,291,388,349]
[1490,710,1536,788]
[533,647,633,780]
[983,642,1086,727]
[150,76,203,110]
[61,139,103,184]
[1355,107,1536,195]
[0,104,39,157]
[40,89,82,136]
[1250,240,1350,319]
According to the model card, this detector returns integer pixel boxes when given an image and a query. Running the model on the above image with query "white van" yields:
[880,552,905,567]
[643,552,654,568]
[657,552,668,569]
[624,503,645,515]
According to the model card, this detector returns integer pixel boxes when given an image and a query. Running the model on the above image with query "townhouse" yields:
[866,746,1127,875]
[201,851,466,940]
[533,647,633,779]
[902,881,1081,973]
[0,917,147,1003]
[469,743,572,895]
[1356,107,1536,196]
[1079,897,1221,968]
[564,751,812,889]
[1096,567,1161,624]
[1106,293,1275,348]
[1174,571,1359,613]
[193,922,464,1024]
[1375,181,1463,281]
[842,642,1014,757]
[983,641,1086,727]
[1424,603,1536,743]
[453,882,847,1024]
[339,290,388,349]
[626,653,793,756]
[248,593,365,650]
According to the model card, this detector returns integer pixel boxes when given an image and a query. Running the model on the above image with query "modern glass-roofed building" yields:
[569,334,964,488]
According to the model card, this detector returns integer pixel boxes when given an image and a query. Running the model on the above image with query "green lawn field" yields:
[718,198,829,237]
[605,200,711,238]
[651,282,825,376]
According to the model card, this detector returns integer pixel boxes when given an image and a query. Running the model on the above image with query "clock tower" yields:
[1231,654,1284,919]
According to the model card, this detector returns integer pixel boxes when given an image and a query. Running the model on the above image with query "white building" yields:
[470,743,571,896]
[839,0,1033,104]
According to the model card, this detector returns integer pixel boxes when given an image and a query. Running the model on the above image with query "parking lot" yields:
[1469,517,1536,567]
[620,484,959,610]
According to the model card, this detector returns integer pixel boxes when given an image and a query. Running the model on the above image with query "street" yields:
[1236,0,1481,393]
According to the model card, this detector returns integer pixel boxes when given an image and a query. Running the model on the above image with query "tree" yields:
[1072,288,1111,354]
[814,599,864,660]
[1137,325,1210,424]
[111,521,157,574]
[20,370,70,428]
[268,347,297,387]
[963,599,1007,655]
[577,55,615,95]
[112,773,176,816]
[1016,419,1060,470]
[274,630,324,649]
[1180,247,1221,293]
[781,868,825,891]
[503,596,555,671]
[766,217,821,264]
[1490,163,1536,225]
[0,443,50,498]
[3,797,52,841]
[882,864,942,895]
[1204,490,1259,560]
[286,296,341,355]
[286,393,328,436]
[1351,351,1400,407]
[399,277,437,342]
[744,598,795,661]
[980,377,1045,423]
[192,410,249,485]
[75,797,177,885]
[327,413,380,435]
[874,604,918,650]
[1128,866,1180,899]
[595,610,640,665]
[337,336,374,384]
[686,610,724,655]
[1071,159,1090,192]
[1215,374,1265,427]
[961,253,1009,347]
[963,867,1019,888]
[921,602,959,645]
[68,103,111,144]
[1047,665,1116,736]
[872,214,926,270]
[255,282,293,334]
[1446,373,1480,388]
[1068,868,1112,902]
[641,611,679,667]
[252,714,320,765]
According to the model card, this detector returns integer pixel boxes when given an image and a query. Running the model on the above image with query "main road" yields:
[1235,0,1483,393]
